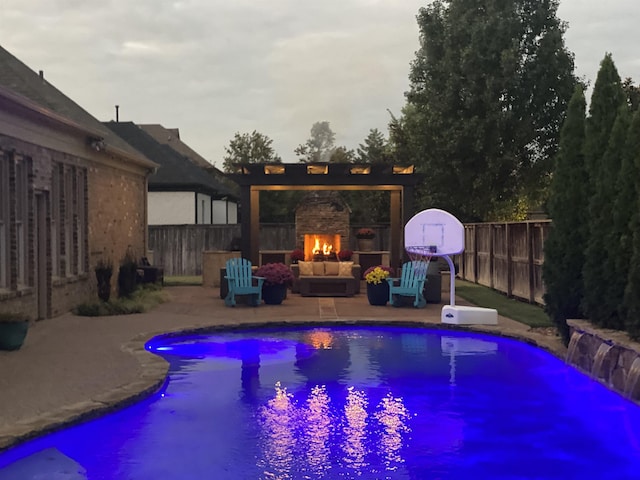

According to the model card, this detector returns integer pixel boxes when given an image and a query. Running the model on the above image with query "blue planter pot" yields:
[0,321,29,351]
[366,282,389,306]
[262,284,287,305]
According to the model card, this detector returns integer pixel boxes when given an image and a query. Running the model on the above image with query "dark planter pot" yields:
[262,284,287,305]
[366,282,389,306]
[0,321,29,351]
[96,269,113,302]
[357,238,375,252]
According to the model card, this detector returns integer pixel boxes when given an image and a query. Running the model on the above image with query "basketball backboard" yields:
[404,208,464,256]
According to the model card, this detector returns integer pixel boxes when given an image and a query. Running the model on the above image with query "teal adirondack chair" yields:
[386,260,428,308]
[224,258,265,307]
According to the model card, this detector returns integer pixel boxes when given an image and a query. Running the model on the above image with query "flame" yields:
[313,237,333,256]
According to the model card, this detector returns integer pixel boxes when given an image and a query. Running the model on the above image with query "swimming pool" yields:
[0,325,639,479]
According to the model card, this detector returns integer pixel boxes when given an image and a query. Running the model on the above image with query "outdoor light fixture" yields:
[88,138,105,152]
[307,165,328,175]
[264,164,285,174]
[393,165,414,174]
[350,166,371,174]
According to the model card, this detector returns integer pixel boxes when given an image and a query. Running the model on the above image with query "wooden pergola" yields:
[226,162,424,269]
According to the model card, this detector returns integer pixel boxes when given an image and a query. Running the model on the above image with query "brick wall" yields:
[0,134,149,320]
[295,191,350,249]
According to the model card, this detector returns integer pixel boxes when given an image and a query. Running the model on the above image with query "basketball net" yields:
[405,245,436,274]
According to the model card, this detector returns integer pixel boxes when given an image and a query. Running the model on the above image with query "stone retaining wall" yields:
[567,319,640,403]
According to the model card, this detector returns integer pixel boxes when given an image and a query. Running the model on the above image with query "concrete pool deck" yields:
[0,284,565,452]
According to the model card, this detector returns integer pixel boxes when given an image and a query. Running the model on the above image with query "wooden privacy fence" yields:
[459,220,551,305]
[148,224,390,275]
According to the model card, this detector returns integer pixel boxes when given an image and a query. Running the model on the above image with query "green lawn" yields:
[454,279,553,328]
[164,275,203,286]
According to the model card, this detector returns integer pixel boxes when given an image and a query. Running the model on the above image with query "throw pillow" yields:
[338,261,353,277]
[312,261,325,276]
[298,261,313,276]
[324,261,340,276]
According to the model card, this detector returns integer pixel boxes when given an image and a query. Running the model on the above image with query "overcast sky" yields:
[2,0,639,168]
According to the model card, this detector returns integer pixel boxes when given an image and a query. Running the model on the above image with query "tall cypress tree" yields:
[622,110,640,338]
[605,107,633,329]
[542,86,588,342]
[582,54,626,327]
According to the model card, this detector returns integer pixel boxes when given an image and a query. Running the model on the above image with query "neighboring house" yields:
[138,123,239,223]
[0,45,157,320]
[104,122,237,225]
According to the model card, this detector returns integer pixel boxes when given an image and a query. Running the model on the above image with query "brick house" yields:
[104,121,238,225]
[138,124,239,223]
[0,46,157,320]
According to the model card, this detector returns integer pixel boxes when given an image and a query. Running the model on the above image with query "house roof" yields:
[104,121,236,199]
[139,123,239,196]
[0,45,155,169]
[138,124,211,169]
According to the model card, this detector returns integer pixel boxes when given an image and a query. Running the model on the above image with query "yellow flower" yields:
[365,266,392,285]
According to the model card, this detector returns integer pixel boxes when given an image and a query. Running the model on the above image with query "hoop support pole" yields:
[443,254,456,306]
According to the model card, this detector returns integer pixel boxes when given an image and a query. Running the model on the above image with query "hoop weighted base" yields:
[441,305,498,325]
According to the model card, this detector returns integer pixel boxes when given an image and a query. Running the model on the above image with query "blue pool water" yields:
[1,325,639,479]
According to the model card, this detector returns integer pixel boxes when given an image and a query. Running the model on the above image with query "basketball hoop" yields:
[405,245,436,275]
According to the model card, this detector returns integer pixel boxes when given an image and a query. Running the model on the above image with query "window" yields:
[51,164,61,277]
[75,169,86,274]
[0,154,8,289]
[53,163,87,278]
[15,156,30,288]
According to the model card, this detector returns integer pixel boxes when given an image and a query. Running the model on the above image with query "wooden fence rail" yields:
[459,220,551,305]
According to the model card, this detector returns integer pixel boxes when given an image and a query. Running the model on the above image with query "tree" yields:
[622,77,640,111]
[582,54,627,327]
[386,108,413,165]
[329,146,356,163]
[542,86,588,343]
[623,110,640,338]
[295,121,336,163]
[405,0,576,221]
[341,129,391,224]
[222,131,281,173]
[357,129,388,163]
[617,109,640,333]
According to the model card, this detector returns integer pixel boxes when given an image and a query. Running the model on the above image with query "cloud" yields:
[1,0,640,167]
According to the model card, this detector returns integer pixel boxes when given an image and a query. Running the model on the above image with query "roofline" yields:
[0,84,103,138]
[0,85,157,170]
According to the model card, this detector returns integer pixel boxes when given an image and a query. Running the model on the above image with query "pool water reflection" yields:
[0,325,639,479]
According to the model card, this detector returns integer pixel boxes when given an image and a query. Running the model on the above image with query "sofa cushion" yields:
[312,261,325,276]
[324,261,340,276]
[338,261,354,277]
[298,261,313,276]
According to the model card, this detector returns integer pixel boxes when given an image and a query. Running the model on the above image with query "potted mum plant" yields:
[338,249,353,261]
[95,258,113,302]
[0,312,30,351]
[290,248,305,264]
[364,265,394,306]
[356,228,375,251]
[254,262,294,305]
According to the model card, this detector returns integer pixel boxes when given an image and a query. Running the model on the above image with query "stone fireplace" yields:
[295,192,350,261]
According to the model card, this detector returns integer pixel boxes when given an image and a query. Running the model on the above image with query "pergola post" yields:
[390,189,402,270]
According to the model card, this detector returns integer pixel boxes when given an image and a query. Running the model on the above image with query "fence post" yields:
[528,222,535,303]
[506,223,512,298]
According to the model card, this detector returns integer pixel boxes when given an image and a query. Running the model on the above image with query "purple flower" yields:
[255,263,295,286]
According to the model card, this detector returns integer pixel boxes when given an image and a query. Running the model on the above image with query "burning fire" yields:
[313,237,333,256]
[304,234,340,260]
